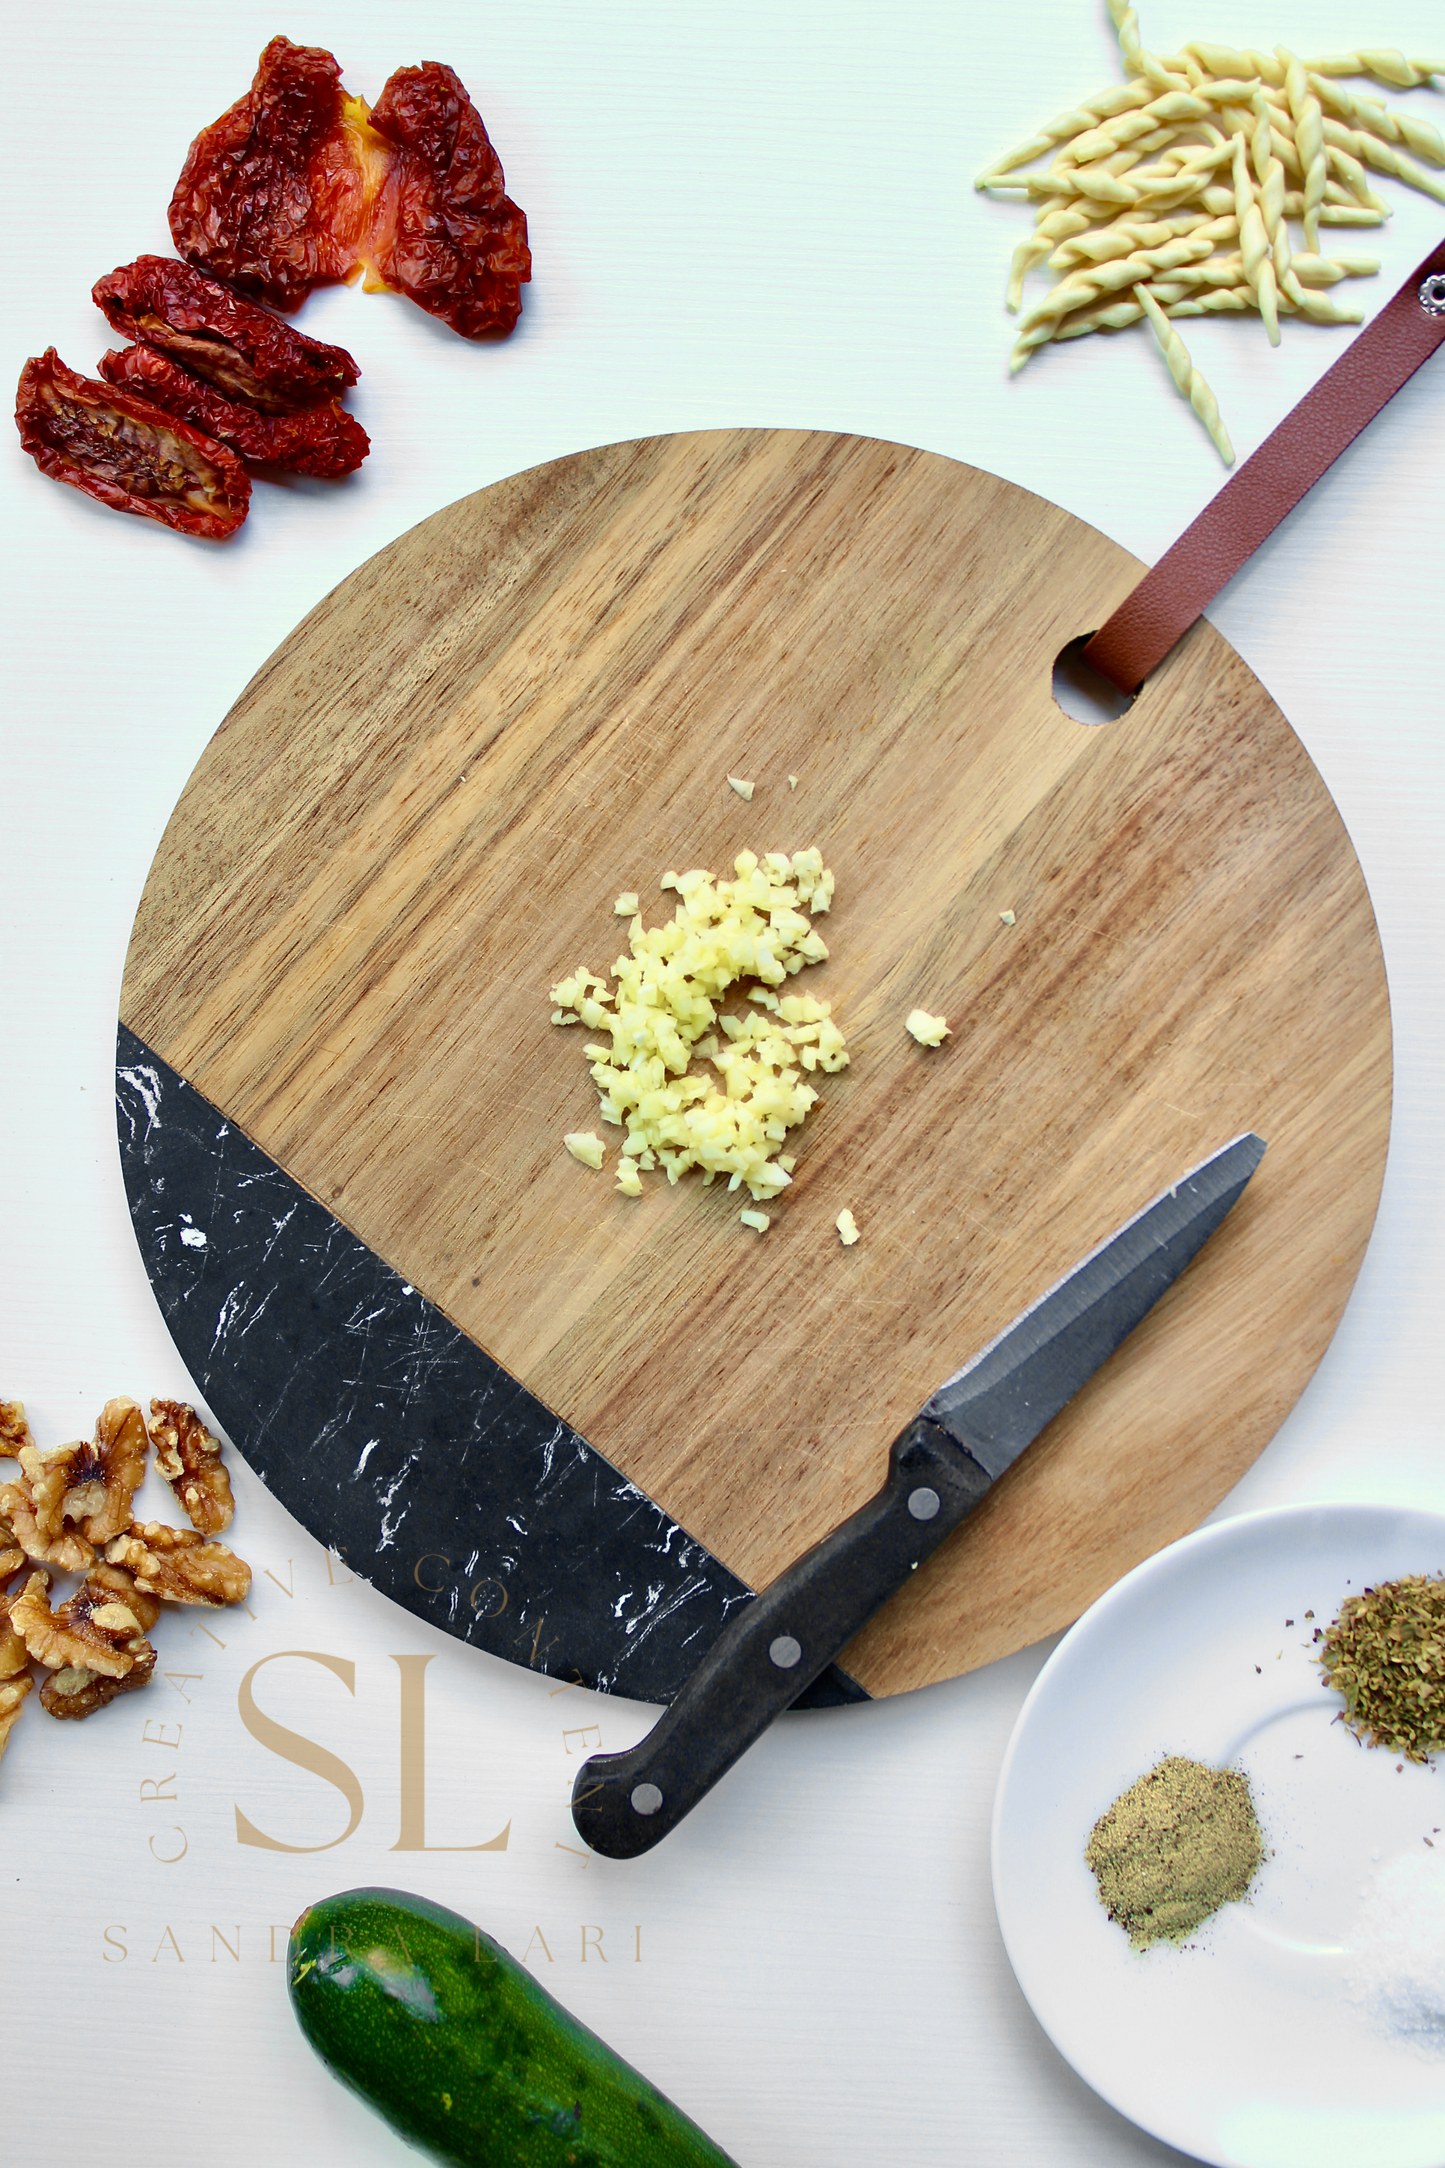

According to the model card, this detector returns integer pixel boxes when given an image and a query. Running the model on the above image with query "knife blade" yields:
[571,1130,1266,1858]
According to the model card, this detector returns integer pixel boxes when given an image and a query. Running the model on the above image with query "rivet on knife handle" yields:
[570,1417,991,1859]
[572,1131,1266,1859]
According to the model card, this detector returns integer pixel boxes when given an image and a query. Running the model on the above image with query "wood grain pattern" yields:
[121,429,1391,1697]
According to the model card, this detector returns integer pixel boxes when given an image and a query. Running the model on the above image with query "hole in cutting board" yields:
[1052,634,1137,725]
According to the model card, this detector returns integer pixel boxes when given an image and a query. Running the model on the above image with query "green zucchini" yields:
[287,1887,739,2167]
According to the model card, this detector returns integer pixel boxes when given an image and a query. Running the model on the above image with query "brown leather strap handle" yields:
[1083,235,1445,696]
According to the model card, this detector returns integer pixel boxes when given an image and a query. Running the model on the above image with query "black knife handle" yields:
[570,1418,992,1858]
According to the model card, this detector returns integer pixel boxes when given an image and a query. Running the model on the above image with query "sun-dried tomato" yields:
[167,37,356,311]
[15,350,249,539]
[93,255,359,414]
[99,346,368,478]
[169,36,530,340]
[366,60,531,337]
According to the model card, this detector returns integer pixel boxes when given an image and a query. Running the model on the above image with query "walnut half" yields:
[0,1674,33,1761]
[39,1645,157,1720]
[149,1399,234,1535]
[0,1502,24,1583]
[0,1586,32,1767]
[17,1444,76,1546]
[9,1569,149,1681]
[83,1561,162,1634]
[0,1481,95,1575]
[58,1398,150,1545]
[0,1587,30,1680]
[23,1568,159,1724]
[0,1402,35,1461]
[104,1523,251,1609]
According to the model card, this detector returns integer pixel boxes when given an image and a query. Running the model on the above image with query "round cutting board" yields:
[118,428,1390,1703]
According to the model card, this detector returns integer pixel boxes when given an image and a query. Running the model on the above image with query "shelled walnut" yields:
[0,1505,24,1583]
[9,1569,146,1679]
[15,1444,70,1545]
[105,1521,252,1608]
[31,1397,151,1544]
[39,1602,159,1718]
[0,1393,251,1764]
[0,1480,96,1574]
[84,1561,162,1633]
[0,1584,34,1763]
[149,1398,234,1534]
[0,1676,32,1761]
[8,1398,151,1568]
[0,1588,29,1679]
[0,1403,35,1459]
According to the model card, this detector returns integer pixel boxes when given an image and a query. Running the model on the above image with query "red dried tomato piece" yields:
[99,346,368,479]
[366,63,531,339]
[169,37,530,340]
[167,36,358,311]
[15,350,249,539]
[93,256,359,414]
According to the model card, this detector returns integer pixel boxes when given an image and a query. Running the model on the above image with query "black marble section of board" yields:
[116,1025,867,1710]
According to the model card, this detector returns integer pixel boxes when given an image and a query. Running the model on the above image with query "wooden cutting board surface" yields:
[120,428,1391,1698]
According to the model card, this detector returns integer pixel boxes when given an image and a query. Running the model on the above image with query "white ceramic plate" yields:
[992,1504,1445,2168]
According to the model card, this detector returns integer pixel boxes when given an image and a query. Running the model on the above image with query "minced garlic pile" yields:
[550,849,846,1209]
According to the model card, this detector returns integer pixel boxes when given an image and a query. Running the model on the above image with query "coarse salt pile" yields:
[550,849,846,1206]
[1344,1850,1445,2054]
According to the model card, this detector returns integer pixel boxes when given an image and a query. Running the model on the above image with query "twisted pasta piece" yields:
[1079,122,1187,169]
[1127,141,1236,206]
[1064,89,1214,165]
[1050,209,1219,268]
[1055,280,1254,343]
[1317,196,1384,225]
[1068,156,1160,204]
[1321,117,1445,204]
[1279,51,1328,247]
[1262,119,1305,183]
[1309,74,1445,167]
[1006,202,1101,304]
[1250,95,1288,337]
[989,163,1130,201]
[1054,295,1152,338]
[1108,0,1190,92]
[1193,44,1288,86]
[1135,284,1234,463]
[1277,285,1365,324]
[1285,251,1379,286]
[1324,142,1382,209]
[1304,51,1443,91]
[975,80,1153,186]
[1166,286,1256,317]
[1010,231,1218,367]
[1232,136,1278,341]
[1152,251,1246,290]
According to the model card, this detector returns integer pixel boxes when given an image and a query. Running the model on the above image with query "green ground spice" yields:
[1317,1574,1445,1763]
[1085,1755,1265,1950]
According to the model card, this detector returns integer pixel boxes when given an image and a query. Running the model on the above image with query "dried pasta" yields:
[1135,285,1235,463]
[977,4,1444,460]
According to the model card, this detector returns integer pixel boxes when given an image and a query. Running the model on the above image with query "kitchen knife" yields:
[572,1131,1266,1858]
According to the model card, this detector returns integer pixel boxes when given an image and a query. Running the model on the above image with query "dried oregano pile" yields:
[1316,1574,1445,1762]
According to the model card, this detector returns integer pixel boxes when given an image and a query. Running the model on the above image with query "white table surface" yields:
[3,5,1442,2163]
